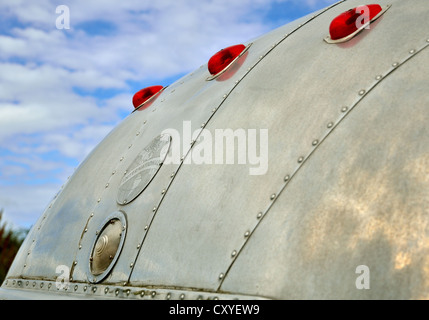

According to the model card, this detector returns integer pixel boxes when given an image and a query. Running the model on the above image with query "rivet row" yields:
[3,279,236,300]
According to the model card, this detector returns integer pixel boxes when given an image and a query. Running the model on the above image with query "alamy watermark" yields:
[56,5,70,30]
[355,6,373,31]
[55,264,70,290]
[161,121,269,176]
[355,265,370,290]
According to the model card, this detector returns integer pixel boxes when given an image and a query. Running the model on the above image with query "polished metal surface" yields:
[1,0,429,299]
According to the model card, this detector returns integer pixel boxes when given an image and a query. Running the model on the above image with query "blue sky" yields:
[0,0,337,229]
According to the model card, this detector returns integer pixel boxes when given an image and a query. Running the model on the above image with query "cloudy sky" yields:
[0,0,337,229]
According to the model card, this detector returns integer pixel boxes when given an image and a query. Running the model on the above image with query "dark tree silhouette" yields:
[0,209,28,284]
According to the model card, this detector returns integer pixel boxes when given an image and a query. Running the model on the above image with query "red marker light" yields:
[132,85,163,109]
[326,4,387,43]
[208,44,246,76]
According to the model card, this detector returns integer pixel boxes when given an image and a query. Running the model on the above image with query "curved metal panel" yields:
[2,0,429,300]
[221,31,429,299]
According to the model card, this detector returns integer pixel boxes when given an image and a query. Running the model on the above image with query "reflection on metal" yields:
[87,212,127,283]
[117,134,171,205]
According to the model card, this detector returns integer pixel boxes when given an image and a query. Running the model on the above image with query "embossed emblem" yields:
[117,134,171,205]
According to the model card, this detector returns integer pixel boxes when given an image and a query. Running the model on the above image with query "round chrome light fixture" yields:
[88,211,127,283]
